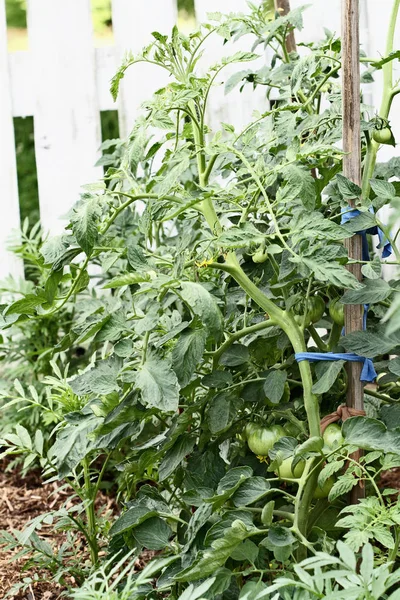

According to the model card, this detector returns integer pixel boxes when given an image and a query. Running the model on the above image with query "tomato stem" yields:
[361,0,400,200]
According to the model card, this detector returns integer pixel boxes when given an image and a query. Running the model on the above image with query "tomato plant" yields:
[1,1,400,596]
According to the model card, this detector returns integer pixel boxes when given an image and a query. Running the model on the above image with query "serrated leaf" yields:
[174,520,253,582]
[342,416,400,453]
[219,344,249,367]
[282,165,316,210]
[180,282,223,340]
[341,279,392,304]
[328,474,358,501]
[344,330,395,358]
[103,272,151,288]
[127,245,155,271]
[207,393,236,435]
[297,257,362,289]
[217,223,265,251]
[49,412,102,477]
[231,477,270,507]
[312,361,345,394]
[135,356,180,412]
[71,195,102,256]
[6,294,46,316]
[40,236,70,265]
[159,436,196,481]
[336,174,361,201]
[341,210,377,234]
[370,178,396,200]
[263,370,287,405]
[70,357,121,396]
[373,526,394,549]
[155,154,190,195]
[172,328,206,387]
[225,70,252,94]
[318,460,344,487]
[221,51,259,66]
[109,505,158,536]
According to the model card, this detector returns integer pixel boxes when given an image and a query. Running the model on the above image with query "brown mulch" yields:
[1,460,398,600]
[380,467,400,495]
[0,462,116,600]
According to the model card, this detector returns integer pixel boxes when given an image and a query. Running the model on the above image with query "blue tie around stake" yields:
[340,207,392,260]
[295,352,377,382]
[293,206,391,384]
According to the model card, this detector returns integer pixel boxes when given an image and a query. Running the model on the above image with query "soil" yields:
[0,461,399,600]
[0,462,116,600]
[379,467,400,495]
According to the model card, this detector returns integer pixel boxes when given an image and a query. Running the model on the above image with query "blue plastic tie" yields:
[295,352,377,382]
[340,207,392,260]
[340,207,391,335]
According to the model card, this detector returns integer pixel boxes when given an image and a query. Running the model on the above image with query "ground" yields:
[0,463,116,600]
[0,462,399,599]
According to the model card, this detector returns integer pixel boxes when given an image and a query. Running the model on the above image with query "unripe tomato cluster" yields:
[244,421,344,498]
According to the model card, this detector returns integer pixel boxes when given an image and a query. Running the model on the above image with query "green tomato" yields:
[247,427,279,456]
[270,424,286,439]
[243,422,259,441]
[323,423,344,448]
[306,295,325,324]
[329,298,344,326]
[276,457,305,479]
[372,127,394,145]
[314,476,335,499]
[284,421,300,437]
[252,249,268,263]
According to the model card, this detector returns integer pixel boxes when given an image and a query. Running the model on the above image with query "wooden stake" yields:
[274,0,297,53]
[342,0,365,502]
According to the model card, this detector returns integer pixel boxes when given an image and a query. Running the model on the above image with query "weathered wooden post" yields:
[342,0,365,502]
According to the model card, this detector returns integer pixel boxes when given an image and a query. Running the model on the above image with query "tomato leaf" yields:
[135,356,180,413]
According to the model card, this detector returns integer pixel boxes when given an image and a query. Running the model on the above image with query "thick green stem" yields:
[361,0,400,200]
[293,457,321,560]
[225,254,321,439]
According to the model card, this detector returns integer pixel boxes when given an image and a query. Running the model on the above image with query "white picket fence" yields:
[1,0,400,279]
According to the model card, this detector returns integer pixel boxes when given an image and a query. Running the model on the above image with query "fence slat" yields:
[194,0,267,132]
[27,0,102,234]
[111,0,177,137]
[0,0,23,279]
